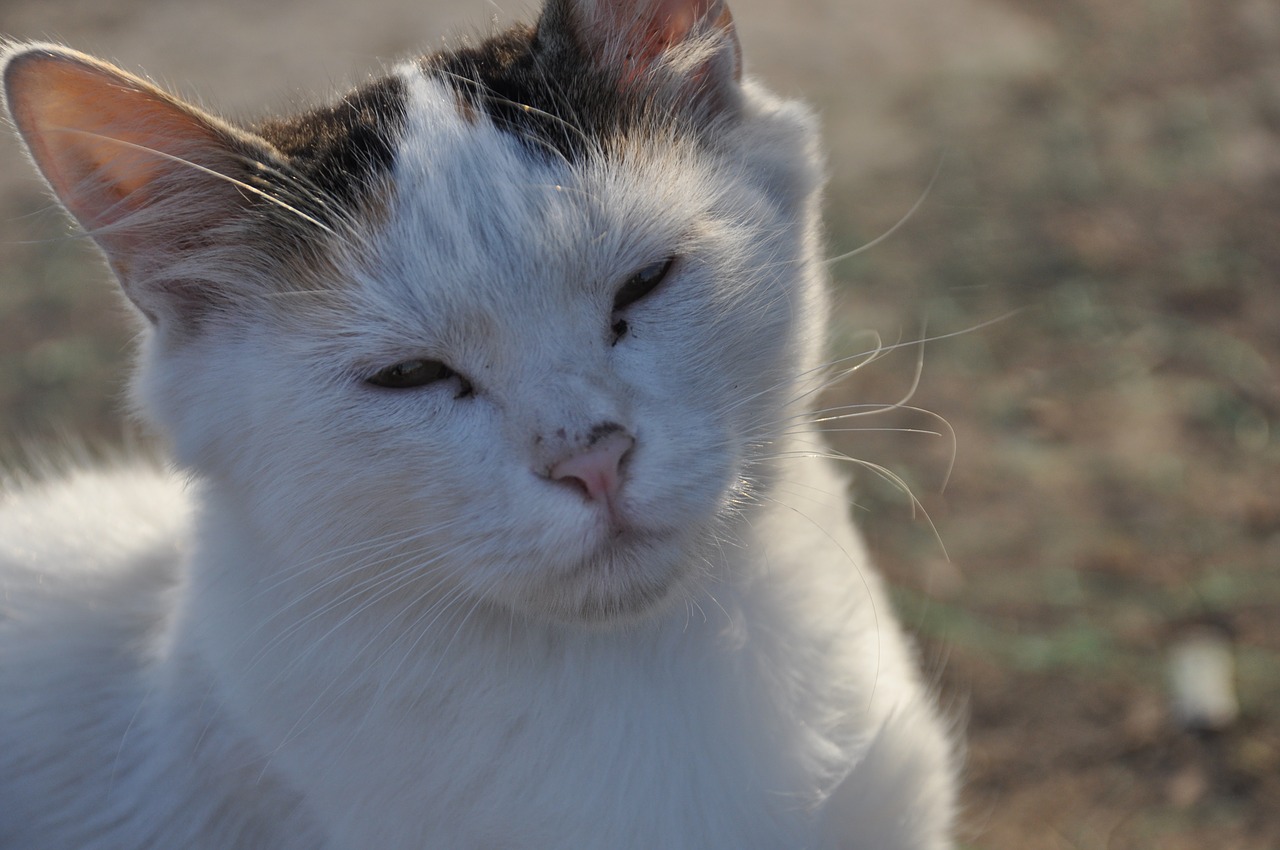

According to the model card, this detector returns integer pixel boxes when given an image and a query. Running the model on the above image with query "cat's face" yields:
[4,0,825,624]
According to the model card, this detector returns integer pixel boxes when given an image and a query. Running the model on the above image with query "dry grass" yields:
[824,0,1280,845]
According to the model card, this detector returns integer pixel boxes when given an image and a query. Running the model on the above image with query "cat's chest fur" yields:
[0,0,956,847]
[245,508,864,850]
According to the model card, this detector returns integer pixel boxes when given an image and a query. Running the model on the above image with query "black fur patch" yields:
[255,74,407,216]
[242,6,719,220]
[423,23,637,161]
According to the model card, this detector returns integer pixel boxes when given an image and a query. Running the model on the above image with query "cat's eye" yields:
[611,257,675,343]
[613,258,675,313]
[366,359,473,396]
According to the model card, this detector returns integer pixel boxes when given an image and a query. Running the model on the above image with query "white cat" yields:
[0,0,957,847]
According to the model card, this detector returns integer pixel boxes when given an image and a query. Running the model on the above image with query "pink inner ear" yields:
[601,0,740,85]
[5,49,234,233]
[648,0,705,44]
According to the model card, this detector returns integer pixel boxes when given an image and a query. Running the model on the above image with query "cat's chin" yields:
[513,528,697,626]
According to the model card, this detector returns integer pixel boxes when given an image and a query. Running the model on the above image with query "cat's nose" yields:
[548,429,635,504]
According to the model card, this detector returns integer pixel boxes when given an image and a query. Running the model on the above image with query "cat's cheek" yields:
[129,340,276,477]
[625,417,737,524]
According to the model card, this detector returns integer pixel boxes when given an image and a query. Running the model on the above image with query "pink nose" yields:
[549,431,635,503]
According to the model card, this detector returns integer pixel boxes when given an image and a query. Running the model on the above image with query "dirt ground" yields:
[1,0,1277,847]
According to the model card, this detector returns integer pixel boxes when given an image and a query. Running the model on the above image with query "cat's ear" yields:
[542,0,742,102]
[2,45,275,325]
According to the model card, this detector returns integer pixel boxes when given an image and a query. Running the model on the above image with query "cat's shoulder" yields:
[0,458,189,611]
[0,460,188,794]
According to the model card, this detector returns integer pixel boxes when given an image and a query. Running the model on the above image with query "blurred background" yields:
[1,0,1277,846]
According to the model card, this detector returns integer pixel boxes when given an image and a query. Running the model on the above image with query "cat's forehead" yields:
[251,22,658,227]
[362,68,702,323]
[247,21,732,322]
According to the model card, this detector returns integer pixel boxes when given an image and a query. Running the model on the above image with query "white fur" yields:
[0,20,956,850]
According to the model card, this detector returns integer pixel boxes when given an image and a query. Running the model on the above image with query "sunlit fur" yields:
[0,2,956,848]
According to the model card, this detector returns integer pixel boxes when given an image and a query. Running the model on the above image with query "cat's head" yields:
[2,0,826,625]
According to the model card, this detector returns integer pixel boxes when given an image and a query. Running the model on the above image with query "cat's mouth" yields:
[543,526,691,623]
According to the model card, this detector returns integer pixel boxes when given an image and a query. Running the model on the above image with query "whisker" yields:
[823,151,945,267]
[253,519,467,596]
[261,571,472,758]
[797,426,944,437]
[253,539,476,678]
[49,126,337,236]
[766,443,951,563]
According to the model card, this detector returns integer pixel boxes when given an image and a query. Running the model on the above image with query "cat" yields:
[0,0,957,847]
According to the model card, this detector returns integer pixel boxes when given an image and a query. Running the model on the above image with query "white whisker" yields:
[50,126,338,236]
[823,152,945,267]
